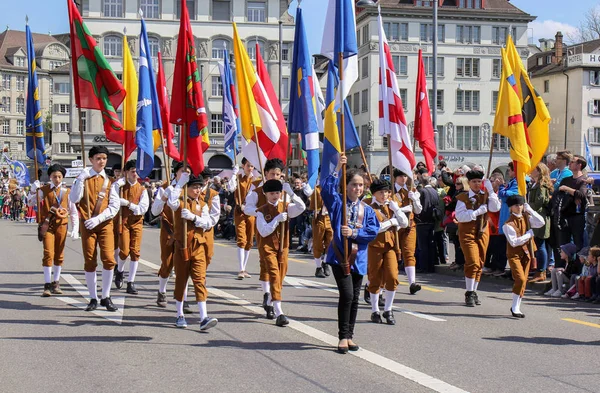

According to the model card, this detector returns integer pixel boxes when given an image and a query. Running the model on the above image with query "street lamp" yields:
[356,0,378,6]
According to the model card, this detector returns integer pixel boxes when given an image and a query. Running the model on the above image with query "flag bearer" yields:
[110,163,122,262]
[200,168,221,266]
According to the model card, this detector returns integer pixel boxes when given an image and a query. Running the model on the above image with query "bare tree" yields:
[567,6,600,44]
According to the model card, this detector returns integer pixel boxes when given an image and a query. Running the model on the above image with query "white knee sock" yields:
[465,277,475,291]
[384,290,396,312]
[260,281,270,294]
[53,265,62,282]
[198,301,207,320]
[237,247,245,272]
[405,266,416,285]
[128,261,139,282]
[243,250,250,271]
[85,271,98,300]
[114,248,120,263]
[273,300,283,317]
[371,292,380,313]
[43,266,52,284]
[517,296,523,312]
[158,277,168,293]
[474,281,479,291]
[267,292,273,306]
[117,257,126,273]
[314,258,322,268]
[511,293,521,313]
[101,269,114,299]
[175,300,184,317]
[184,285,188,302]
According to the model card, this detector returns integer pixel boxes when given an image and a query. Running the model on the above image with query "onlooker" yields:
[415,169,440,273]
[446,176,469,271]
[545,243,577,297]
[528,162,552,282]
[483,172,506,276]
[574,247,598,300]
[550,150,573,193]
[545,153,557,172]
[433,177,448,265]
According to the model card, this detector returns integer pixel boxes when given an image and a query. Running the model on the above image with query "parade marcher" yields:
[393,169,423,294]
[29,164,79,297]
[69,146,120,312]
[112,160,149,295]
[200,168,221,267]
[367,179,408,325]
[228,158,256,279]
[502,195,545,318]
[167,174,218,330]
[304,178,334,278]
[255,179,306,326]
[322,156,379,354]
[455,169,501,307]
[110,163,122,262]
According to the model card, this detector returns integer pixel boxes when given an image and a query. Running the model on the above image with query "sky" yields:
[1,0,599,53]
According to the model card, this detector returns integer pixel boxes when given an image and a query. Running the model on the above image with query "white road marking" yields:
[284,276,446,322]
[208,287,467,393]
[60,274,125,325]
[138,258,161,271]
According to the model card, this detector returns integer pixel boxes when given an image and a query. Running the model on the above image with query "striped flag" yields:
[25,23,45,165]
[218,49,240,161]
[156,52,180,161]
[122,33,138,161]
[377,9,415,178]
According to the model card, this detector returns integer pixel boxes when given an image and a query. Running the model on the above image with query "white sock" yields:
[128,261,139,282]
[260,281,270,294]
[117,257,126,273]
[474,281,479,291]
[267,292,273,306]
[114,248,120,264]
[198,301,207,320]
[405,266,416,285]
[243,250,250,271]
[371,292,380,313]
[380,289,385,301]
[465,277,475,292]
[101,269,114,299]
[175,300,184,317]
[158,277,168,293]
[43,266,52,283]
[512,293,521,314]
[384,290,396,312]
[314,258,322,268]
[273,300,283,317]
[237,247,245,272]
[53,265,62,282]
[184,285,188,302]
[85,271,98,300]
[517,296,523,313]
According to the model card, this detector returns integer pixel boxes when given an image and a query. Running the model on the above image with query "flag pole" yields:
[182,122,188,259]
[252,123,265,179]
[486,134,494,178]
[77,107,90,218]
[31,126,40,224]
[338,52,348,275]
[387,136,401,249]
[359,146,370,174]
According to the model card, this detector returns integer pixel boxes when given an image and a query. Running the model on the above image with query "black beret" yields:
[466,170,484,181]
[89,145,109,158]
[124,159,136,171]
[47,164,66,177]
[112,163,122,171]
[370,178,391,194]
[172,161,184,174]
[201,168,213,179]
[393,168,407,178]
[187,175,205,186]
[263,179,283,193]
[506,195,525,207]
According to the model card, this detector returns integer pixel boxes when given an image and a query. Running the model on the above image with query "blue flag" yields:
[136,18,162,178]
[585,135,595,171]
[25,24,45,165]
[4,154,30,187]
[288,7,320,188]
[218,49,240,161]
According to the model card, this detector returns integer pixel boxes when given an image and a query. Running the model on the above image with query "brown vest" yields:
[173,197,206,246]
[160,181,175,230]
[39,184,70,226]
[121,181,145,220]
[370,201,395,249]
[77,174,113,221]
[505,213,537,259]
[395,188,415,227]
[456,190,489,235]
[253,185,268,211]
[256,201,286,251]
[308,186,323,212]
[235,174,254,206]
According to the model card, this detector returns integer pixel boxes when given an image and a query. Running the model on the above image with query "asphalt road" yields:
[0,218,599,393]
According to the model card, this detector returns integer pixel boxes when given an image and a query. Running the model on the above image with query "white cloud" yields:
[528,20,579,43]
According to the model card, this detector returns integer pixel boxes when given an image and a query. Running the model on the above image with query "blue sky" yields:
[1,0,598,52]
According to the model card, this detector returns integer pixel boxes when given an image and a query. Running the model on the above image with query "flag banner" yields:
[7,157,30,187]
[414,49,437,175]
[377,10,415,179]
[122,34,138,161]
[585,135,595,171]
[218,49,241,161]
[313,67,326,133]
[25,24,46,165]
[494,47,529,196]
[156,52,180,161]
[169,0,209,175]
[67,0,125,145]
[288,7,320,188]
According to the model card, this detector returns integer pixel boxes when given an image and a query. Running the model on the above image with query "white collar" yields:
[50,182,63,190]
[89,168,107,178]
[268,200,279,207]
[511,212,523,218]
[127,179,138,186]
[373,199,388,206]
[468,189,484,197]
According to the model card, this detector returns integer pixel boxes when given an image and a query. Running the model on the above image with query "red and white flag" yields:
[414,49,437,175]
[377,11,415,178]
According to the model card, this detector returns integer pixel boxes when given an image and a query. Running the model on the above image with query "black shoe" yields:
[510,308,525,318]
[42,283,52,297]
[126,282,138,295]
[382,310,396,325]
[156,291,167,308]
[262,293,269,311]
[266,306,275,320]
[473,291,481,305]
[100,297,118,312]
[409,283,422,295]
[114,269,124,289]
[465,291,475,307]
[322,262,331,277]
[378,294,385,308]
[370,311,382,323]
[85,298,97,311]
[363,284,371,305]
[183,301,192,314]
[337,345,349,354]
[348,343,359,351]
[275,314,289,327]
[315,267,326,278]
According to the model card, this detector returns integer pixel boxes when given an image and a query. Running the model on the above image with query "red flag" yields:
[414,49,437,175]
[157,52,181,162]
[169,0,209,175]
[67,0,125,145]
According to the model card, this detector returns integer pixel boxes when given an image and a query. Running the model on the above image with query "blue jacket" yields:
[321,173,379,275]
[498,178,519,234]
[550,168,573,193]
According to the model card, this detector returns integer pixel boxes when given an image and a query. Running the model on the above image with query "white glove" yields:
[84,216,102,230]
[30,180,41,193]
[388,200,400,213]
[77,168,91,181]
[232,166,240,176]
[115,177,126,188]
[526,229,534,238]
[390,217,400,227]
[302,182,313,196]
[524,203,533,213]
[408,191,419,201]
[484,179,493,192]
[475,205,487,216]
[276,212,288,223]
[181,208,196,222]
[282,182,294,196]
[176,172,190,188]
[70,231,80,240]
[119,198,129,207]
[128,203,138,212]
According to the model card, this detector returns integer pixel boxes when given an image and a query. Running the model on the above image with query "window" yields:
[391,55,406,76]
[212,39,229,59]
[49,61,65,70]
[590,100,600,115]
[353,92,360,114]
[17,142,24,151]
[148,37,160,58]
[493,133,509,151]
[210,113,223,134]
[456,25,481,44]
[591,127,600,144]
[212,76,222,97]
[176,0,196,20]
[537,57,543,66]
[361,89,369,113]
[247,39,264,60]
[492,59,501,79]
[59,143,72,154]
[1,97,10,112]
[61,123,70,133]
[103,35,122,57]
[282,77,290,100]
[81,0,90,16]
[456,90,480,112]
[492,91,498,112]
[281,43,290,61]
[2,120,9,135]
[16,76,25,91]
[456,126,480,150]
[399,89,408,111]
[140,0,160,19]
[3,141,10,150]
[492,26,517,45]
[16,120,24,135]
[361,57,368,79]
[591,71,600,86]
[16,98,24,113]
[347,95,352,112]
[459,0,482,9]
[428,89,444,111]
[80,111,87,132]
[55,104,70,114]
[456,57,480,77]
[383,136,388,148]
[15,57,25,67]
[103,0,123,17]
[2,74,10,89]
[356,29,361,47]
[420,24,444,42]
[212,0,230,21]
[383,22,408,41]
[362,24,370,46]
[423,56,444,77]
[54,82,70,94]
[247,1,266,22]
[546,55,552,64]
[416,0,432,5]
[361,124,369,147]
[543,80,550,93]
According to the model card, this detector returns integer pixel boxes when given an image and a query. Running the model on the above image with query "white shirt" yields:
[502,206,545,248]
[111,179,150,217]
[394,184,423,215]
[455,188,501,223]
[256,194,306,238]
[151,181,175,217]
[29,182,79,234]
[228,171,254,192]
[202,184,221,229]
[372,199,409,232]
[69,168,120,223]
